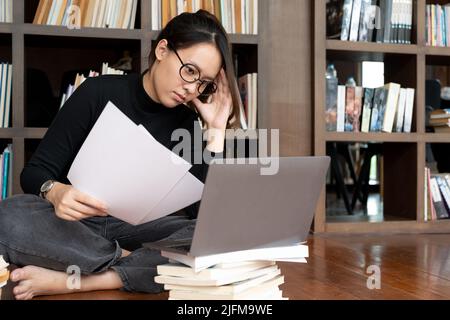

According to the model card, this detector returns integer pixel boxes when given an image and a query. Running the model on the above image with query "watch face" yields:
[41,180,54,192]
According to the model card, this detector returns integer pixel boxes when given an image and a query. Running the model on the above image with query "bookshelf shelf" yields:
[0,128,47,139]
[21,24,144,40]
[324,132,419,143]
[420,133,450,143]
[424,46,450,56]
[314,0,450,234]
[150,31,259,45]
[326,39,419,55]
[325,220,450,234]
[0,128,24,138]
[21,128,47,139]
[0,23,12,34]
[223,34,259,45]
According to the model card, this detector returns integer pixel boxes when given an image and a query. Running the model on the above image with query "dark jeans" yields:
[0,194,196,293]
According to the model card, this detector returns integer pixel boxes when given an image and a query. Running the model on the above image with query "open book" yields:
[67,101,204,225]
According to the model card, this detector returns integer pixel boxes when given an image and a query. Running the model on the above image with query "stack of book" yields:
[0,256,9,299]
[33,0,138,29]
[337,0,414,44]
[154,243,309,300]
[327,82,415,133]
[153,0,258,35]
[428,109,450,133]
[60,63,125,108]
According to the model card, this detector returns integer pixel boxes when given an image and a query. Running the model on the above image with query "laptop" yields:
[143,156,330,257]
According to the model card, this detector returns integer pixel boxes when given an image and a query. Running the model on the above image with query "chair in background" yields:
[327,142,363,215]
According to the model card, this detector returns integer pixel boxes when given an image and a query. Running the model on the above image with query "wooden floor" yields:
[2,234,450,300]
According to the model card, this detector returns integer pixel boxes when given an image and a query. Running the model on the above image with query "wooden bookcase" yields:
[1,0,269,195]
[313,0,450,234]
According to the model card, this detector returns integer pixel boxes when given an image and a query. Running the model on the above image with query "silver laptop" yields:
[143,156,330,256]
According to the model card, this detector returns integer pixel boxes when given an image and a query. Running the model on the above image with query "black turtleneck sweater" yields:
[20,71,216,218]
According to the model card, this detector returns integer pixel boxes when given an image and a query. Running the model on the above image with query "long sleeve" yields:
[177,116,224,219]
[20,78,101,195]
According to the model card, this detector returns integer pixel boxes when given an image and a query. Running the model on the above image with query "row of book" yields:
[33,0,138,29]
[0,63,12,129]
[327,83,415,133]
[0,145,12,201]
[424,168,450,221]
[338,0,413,44]
[153,242,309,300]
[238,73,257,130]
[0,256,9,299]
[60,63,125,108]
[0,0,12,23]
[153,0,258,34]
[426,4,450,47]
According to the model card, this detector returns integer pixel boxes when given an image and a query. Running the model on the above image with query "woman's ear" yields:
[155,39,170,61]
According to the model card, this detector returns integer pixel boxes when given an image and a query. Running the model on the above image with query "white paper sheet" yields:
[139,170,204,224]
[67,101,204,225]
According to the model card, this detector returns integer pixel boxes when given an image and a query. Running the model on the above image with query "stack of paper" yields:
[0,256,9,299]
[153,243,309,300]
[67,101,204,225]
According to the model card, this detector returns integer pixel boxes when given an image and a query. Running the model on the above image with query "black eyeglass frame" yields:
[167,42,218,97]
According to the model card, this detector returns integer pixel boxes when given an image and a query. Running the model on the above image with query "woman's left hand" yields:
[192,69,232,131]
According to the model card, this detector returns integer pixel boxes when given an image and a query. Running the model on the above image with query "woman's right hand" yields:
[46,182,109,221]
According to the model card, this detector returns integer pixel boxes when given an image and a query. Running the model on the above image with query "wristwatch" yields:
[39,180,55,199]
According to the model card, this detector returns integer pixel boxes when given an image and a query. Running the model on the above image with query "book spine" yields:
[383,0,393,43]
[430,177,450,219]
[341,0,354,41]
[358,0,372,42]
[349,0,362,41]
[436,176,450,213]
[361,87,374,132]
[2,148,9,200]
[337,85,346,132]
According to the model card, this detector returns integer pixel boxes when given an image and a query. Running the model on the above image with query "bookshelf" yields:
[1,0,272,195]
[314,0,450,234]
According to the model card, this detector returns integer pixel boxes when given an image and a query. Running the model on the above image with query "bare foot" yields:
[121,249,131,258]
[10,266,73,300]
[10,265,124,300]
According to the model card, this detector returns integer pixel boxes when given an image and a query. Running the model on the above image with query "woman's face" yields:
[151,40,223,108]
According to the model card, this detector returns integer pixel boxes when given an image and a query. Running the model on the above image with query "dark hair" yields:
[149,10,242,129]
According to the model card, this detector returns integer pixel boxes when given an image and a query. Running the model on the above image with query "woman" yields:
[0,10,241,300]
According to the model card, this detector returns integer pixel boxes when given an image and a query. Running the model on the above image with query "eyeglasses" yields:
[168,43,218,98]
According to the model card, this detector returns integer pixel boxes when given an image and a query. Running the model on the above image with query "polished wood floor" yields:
[2,234,450,300]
